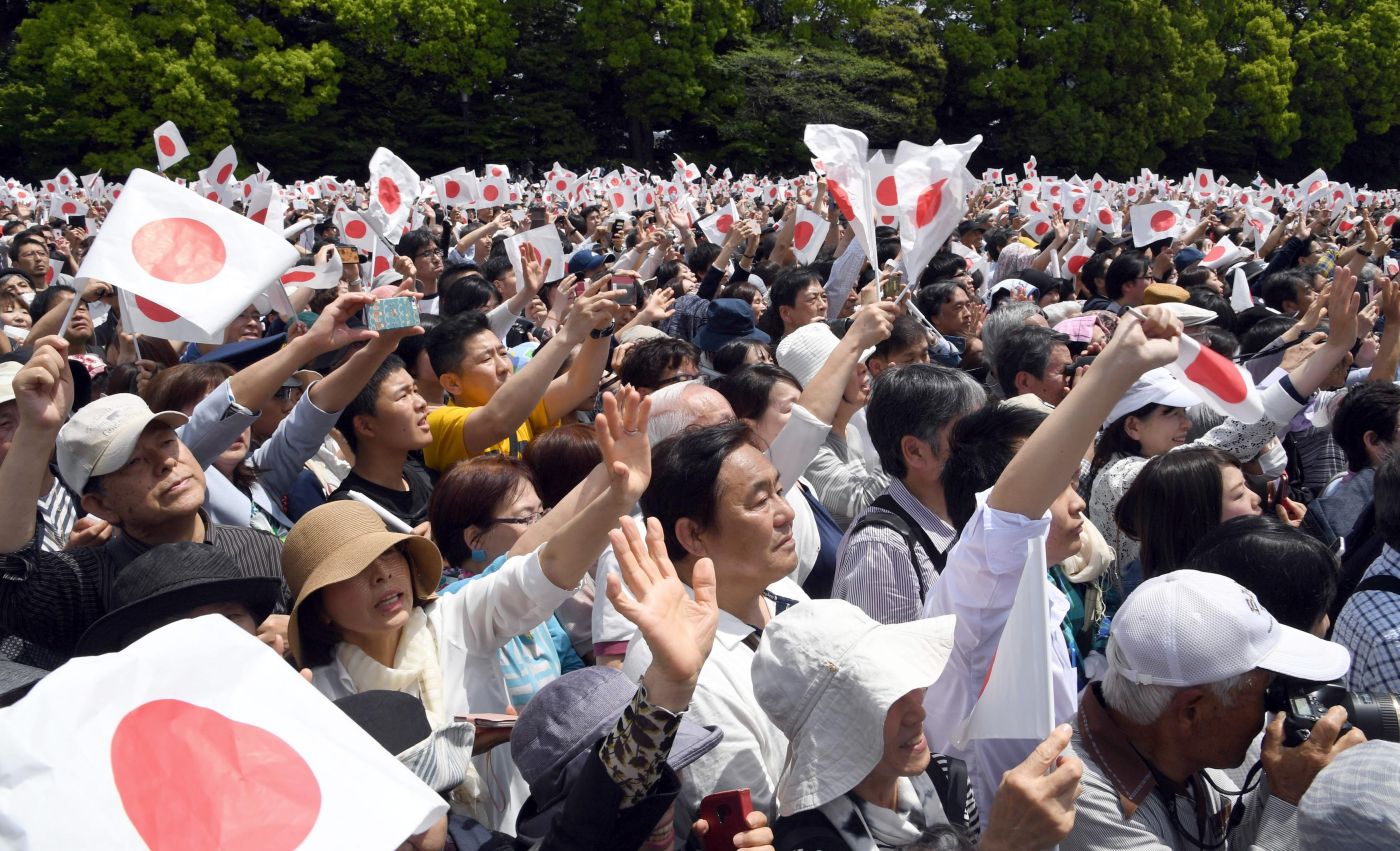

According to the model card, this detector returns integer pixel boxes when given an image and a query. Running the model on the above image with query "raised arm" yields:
[796,302,896,426]
[0,337,72,553]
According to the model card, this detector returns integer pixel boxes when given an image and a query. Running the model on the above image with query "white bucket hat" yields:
[1103,367,1199,429]
[775,322,874,389]
[752,599,956,816]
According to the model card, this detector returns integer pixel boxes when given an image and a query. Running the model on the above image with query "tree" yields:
[1200,0,1299,165]
[0,0,340,177]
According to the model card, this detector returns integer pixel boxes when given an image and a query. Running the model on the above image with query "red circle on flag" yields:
[1072,197,1086,214]
[915,180,947,228]
[1050,184,1061,197]
[555,180,568,192]
[445,180,461,199]
[1199,174,1209,188]
[135,295,180,322]
[61,202,77,215]
[131,217,227,284]
[881,215,895,225]
[492,167,504,177]
[1034,221,1050,237]
[827,180,856,222]
[243,184,253,199]
[1184,344,1249,404]
[45,182,56,193]
[1150,210,1177,232]
[613,192,627,209]
[216,164,234,184]
[1068,256,1088,275]
[795,221,815,249]
[875,176,898,207]
[111,699,321,851]
[1307,181,1323,195]
[344,219,367,240]
[374,255,390,276]
[282,270,317,286]
[1021,182,1033,194]
[158,135,177,157]
[1340,220,1354,232]
[59,174,70,186]
[482,184,500,203]
[1333,189,1344,201]
[377,177,402,214]
[250,209,269,225]
[716,214,734,234]
[1098,210,1114,226]
[1205,246,1225,263]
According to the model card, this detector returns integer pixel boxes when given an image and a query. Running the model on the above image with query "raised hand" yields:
[1326,265,1362,352]
[304,292,377,353]
[594,387,652,503]
[607,516,719,712]
[979,724,1082,851]
[12,336,73,432]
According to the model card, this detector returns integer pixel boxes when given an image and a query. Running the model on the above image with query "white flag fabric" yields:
[280,251,343,290]
[893,135,981,285]
[50,196,88,219]
[1230,266,1255,312]
[804,124,879,266]
[335,204,377,252]
[366,147,421,240]
[504,224,566,285]
[152,121,189,172]
[1200,236,1244,271]
[432,168,472,208]
[208,145,238,186]
[697,201,740,247]
[0,616,447,849]
[77,169,299,336]
[953,534,1054,748]
[1168,332,1265,423]
[117,287,224,345]
[868,155,900,227]
[245,181,285,232]
[791,206,830,265]
[1129,201,1187,247]
[1061,236,1094,279]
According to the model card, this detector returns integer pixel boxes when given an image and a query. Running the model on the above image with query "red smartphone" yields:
[697,789,752,851]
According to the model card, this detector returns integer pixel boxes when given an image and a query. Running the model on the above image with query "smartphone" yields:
[66,215,86,230]
[698,789,753,851]
[336,245,359,265]
[455,713,517,729]
[882,271,903,300]
[529,204,546,229]
[365,296,420,331]
[612,272,639,305]
[1267,472,1291,511]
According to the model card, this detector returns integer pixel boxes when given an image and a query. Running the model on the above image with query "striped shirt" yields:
[833,478,957,624]
[0,476,80,669]
[1335,545,1400,694]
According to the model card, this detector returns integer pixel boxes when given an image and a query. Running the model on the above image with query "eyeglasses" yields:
[488,508,548,527]
[415,249,443,260]
[655,372,700,389]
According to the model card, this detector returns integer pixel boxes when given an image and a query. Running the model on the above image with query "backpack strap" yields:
[1353,574,1400,597]
[871,493,946,570]
[926,754,971,829]
[848,504,937,601]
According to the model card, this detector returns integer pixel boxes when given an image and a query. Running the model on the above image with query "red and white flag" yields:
[1168,333,1265,423]
[370,238,396,280]
[1129,201,1187,247]
[804,124,878,265]
[607,184,636,214]
[1298,168,1329,209]
[366,148,421,239]
[1060,236,1094,279]
[477,176,509,210]
[50,196,88,219]
[152,121,189,171]
[77,169,299,336]
[953,535,1054,748]
[117,287,223,345]
[697,200,740,246]
[1022,213,1055,241]
[483,163,511,180]
[1200,236,1244,271]
[868,155,900,227]
[244,181,285,232]
[280,251,343,290]
[1192,168,1215,197]
[207,146,238,186]
[1243,206,1276,246]
[504,224,566,285]
[431,168,473,208]
[0,616,447,849]
[893,135,982,284]
[792,206,830,265]
[335,204,377,251]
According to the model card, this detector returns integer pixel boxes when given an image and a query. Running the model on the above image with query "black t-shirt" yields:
[330,458,435,529]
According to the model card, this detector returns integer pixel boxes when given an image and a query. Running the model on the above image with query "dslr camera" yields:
[1265,677,1400,746]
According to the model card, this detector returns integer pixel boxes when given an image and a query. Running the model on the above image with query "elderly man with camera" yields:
[1065,569,1364,850]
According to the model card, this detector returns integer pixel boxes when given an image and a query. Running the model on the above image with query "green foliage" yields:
[6,0,1400,184]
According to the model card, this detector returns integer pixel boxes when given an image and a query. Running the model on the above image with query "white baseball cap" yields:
[775,322,874,389]
[56,394,189,494]
[1108,570,1350,688]
[752,600,956,815]
[0,361,20,407]
[1103,367,1199,429]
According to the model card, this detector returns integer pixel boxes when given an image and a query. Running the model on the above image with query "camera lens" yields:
[1342,691,1400,742]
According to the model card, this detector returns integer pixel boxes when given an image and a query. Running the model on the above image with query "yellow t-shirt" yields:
[424,399,556,471]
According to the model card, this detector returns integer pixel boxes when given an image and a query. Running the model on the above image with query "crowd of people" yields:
[3,153,1400,850]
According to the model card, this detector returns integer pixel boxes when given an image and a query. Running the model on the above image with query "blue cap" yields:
[693,298,770,352]
[1174,247,1205,271]
[566,249,615,276]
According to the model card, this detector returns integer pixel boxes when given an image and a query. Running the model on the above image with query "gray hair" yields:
[982,301,1048,377]
[646,381,733,444]
[1100,639,1256,725]
[867,364,986,480]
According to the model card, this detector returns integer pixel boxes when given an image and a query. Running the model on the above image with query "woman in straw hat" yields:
[281,390,654,831]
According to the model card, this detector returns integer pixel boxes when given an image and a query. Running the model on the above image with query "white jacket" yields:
[311,546,574,831]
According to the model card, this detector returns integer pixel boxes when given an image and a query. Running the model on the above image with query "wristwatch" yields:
[590,321,616,339]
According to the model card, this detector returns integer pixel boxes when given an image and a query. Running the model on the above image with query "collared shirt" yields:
[834,478,957,625]
[621,576,810,831]
[1335,545,1400,694]
[1065,684,1298,851]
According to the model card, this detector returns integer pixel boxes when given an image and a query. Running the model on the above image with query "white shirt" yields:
[622,576,809,830]
[920,490,1078,818]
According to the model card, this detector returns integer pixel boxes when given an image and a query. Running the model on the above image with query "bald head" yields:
[646,382,735,443]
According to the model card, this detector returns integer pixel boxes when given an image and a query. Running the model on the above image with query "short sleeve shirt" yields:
[424,398,556,471]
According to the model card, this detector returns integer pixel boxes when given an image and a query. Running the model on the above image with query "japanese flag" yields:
[81,170,102,193]
[1060,236,1094,279]
[1230,266,1255,312]
[1243,206,1276,246]
[1063,187,1092,221]
[546,167,576,198]
[117,287,223,345]
[280,251,343,290]
[484,163,511,180]
[1023,155,1038,177]
[0,616,446,849]
[477,176,509,210]
[366,147,421,239]
[608,185,636,214]
[77,169,299,336]
[1130,201,1187,247]
[50,196,88,219]
[207,146,238,186]
[1200,236,1245,271]
[245,181,285,232]
[331,205,373,252]
[1193,168,1215,196]
[792,206,830,265]
[371,237,396,280]
[152,121,189,171]
[893,135,982,284]
[1019,177,1041,198]
[1298,168,1330,208]
[50,168,78,195]
[1090,173,1107,193]
[431,168,472,208]
[1022,213,1055,241]
[504,224,566,285]
[804,123,878,266]
[953,534,1054,748]
[1168,333,1265,423]
[868,155,900,227]
[1382,209,1400,231]
[698,200,740,246]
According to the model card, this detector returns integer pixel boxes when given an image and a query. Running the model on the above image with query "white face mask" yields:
[18,291,34,306]
[1256,440,1289,479]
